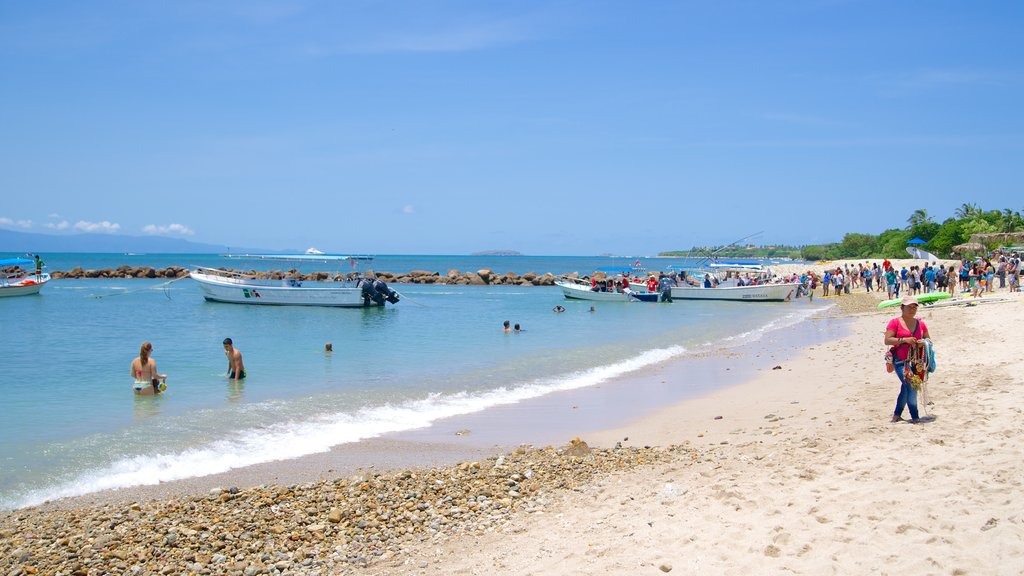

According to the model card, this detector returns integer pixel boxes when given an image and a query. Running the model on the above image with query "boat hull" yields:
[556,280,660,302]
[190,270,381,307]
[0,276,49,297]
[670,282,798,302]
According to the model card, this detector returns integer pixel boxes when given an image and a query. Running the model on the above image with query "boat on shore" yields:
[555,268,660,303]
[190,255,398,307]
[670,264,799,302]
[0,258,50,297]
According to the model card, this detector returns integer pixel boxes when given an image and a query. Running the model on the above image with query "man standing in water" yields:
[223,337,246,380]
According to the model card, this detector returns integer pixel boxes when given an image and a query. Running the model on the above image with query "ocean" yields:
[0,253,823,509]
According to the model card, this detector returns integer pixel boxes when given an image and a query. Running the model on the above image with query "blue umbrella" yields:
[907,237,927,245]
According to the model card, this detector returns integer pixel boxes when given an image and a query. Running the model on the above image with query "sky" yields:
[1,0,1021,255]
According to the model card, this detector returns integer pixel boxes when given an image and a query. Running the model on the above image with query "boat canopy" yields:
[0,258,33,267]
[707,262,765,271]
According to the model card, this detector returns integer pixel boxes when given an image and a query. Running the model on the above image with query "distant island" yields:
[470,250,522,256]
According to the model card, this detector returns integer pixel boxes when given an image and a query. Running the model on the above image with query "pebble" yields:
[0,442,686,575]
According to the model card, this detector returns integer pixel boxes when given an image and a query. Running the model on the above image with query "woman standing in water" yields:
[884,295,930,423]
[130,341,166,395]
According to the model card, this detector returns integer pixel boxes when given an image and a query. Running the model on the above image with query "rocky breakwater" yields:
[0,440,686,575]
[373,269,558,286]
[51,266,192,280]
[49,267,560,286]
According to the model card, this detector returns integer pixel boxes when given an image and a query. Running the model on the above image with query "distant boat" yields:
[305,247,325,255]
[190,255,397,307]
[0,258,50,297]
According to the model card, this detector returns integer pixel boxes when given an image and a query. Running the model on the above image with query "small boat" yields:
[0,258,50,297]
[669,264,799,302]
[555,272,660,303]
[190,255,398,307]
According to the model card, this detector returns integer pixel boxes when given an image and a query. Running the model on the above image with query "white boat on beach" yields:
[670,264,799,302]
[0,258,50,297]
[190,255,398,307]
[555,274,660,302]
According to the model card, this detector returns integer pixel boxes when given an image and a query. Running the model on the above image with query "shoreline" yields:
[24,299,842,512]
[4,277,1021,574]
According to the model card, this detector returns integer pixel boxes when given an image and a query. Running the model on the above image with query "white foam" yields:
[9,345,687,509]
[720,306,821,348]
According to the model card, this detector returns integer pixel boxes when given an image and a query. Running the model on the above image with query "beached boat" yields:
[0,258,50,297]
[555,274,660,302]
[669,264,799,302]
[190,255,398,307]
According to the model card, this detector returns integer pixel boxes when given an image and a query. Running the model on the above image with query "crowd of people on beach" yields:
[789,250,1021,300]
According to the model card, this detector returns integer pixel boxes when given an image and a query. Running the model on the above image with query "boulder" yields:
[477,269,492,283]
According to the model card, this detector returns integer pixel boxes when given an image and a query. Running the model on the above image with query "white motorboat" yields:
[0,258,50,297]
[555,275,660,302]
[190,255,398,307]
[670,264,799,302]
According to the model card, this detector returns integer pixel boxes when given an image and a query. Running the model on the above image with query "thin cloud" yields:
[74,220,121,234]
[870,67,1022,97]
[0,217,33,229]
[402,205,416,215]
[335,12,541,55]
[143,223,195,236]
[46,220,71,231]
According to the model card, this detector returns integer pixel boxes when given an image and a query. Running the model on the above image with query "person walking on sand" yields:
[223,337,246,380]
[130,341,166,395]
[884,295,930,423]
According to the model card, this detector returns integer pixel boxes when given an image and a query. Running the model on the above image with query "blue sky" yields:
[1,0,1021,255]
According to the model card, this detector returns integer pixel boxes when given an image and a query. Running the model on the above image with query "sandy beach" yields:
[3,259,1022,575]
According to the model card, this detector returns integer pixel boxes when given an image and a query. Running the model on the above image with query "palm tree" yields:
[1002,208,1024,232]
[906,208,932,229]
[955,203,981,220]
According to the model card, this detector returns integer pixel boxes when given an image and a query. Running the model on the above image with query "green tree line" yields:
[799,204,1024,261]
[659,245,804,259]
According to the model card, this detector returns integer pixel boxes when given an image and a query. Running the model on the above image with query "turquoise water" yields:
[0,254,819,509]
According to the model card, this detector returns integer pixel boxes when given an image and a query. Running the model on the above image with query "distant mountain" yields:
[0,229,267,253]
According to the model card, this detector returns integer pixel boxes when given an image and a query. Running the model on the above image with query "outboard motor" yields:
[358,278,377,306]
[373,279,399,304]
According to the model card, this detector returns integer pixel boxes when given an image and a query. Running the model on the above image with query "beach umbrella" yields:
[907,237,928,245]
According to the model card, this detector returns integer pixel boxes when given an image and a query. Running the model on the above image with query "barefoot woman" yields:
[884,295,930,423]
